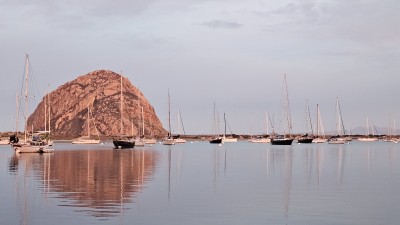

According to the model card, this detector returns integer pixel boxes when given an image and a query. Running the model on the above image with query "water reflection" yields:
[9,149,159,218]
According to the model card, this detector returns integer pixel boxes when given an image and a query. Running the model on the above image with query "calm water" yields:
[1,141,400,225]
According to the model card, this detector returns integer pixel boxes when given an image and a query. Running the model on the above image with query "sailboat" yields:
[358,117,378,142]
[270,75,294,145]
[298,100,314,144]
[250,113,271,143]
[312,104,328,143]
[328,97,346,144]
[144,115,157,144]
[209,102,223,144]
[72,104,100,144]
[11,54,53,153]
[222,113,237,143]
[135,107,146,147]
[162,90,175,145]
[113,72,135,149]
[174,109,187,143]
[42,87,54,146]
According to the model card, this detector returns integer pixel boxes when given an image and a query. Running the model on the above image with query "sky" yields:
[1,0,399,135]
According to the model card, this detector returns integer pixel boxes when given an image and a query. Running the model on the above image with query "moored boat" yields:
[113,136,135,149]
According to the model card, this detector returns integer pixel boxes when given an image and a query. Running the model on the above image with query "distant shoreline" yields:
[1,131,398,141]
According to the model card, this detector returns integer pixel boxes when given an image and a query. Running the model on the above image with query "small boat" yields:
[250,137,271,143]
[209,103,223,144]
[298,136,314,144]
[113,136,135,149]
[72,105,101,144]
[358,117,378,142]
[328,97,346,145]
[271,135,294,145]
[162,90,175,145]
[144,138,157,144]
[210,136,223,144]
[312,138,328,143]
[174,138,187,144]
[313,104,327,143]
[135,138,145,147]
[328,137,346,144]
[222,113,237,143]
[72,138,100,144]
[298,134,313,144]
[0,139,9,145]
[13,134,53,153]
[298,101,314,144]
[174,110,187,144]
[162,137,176,145]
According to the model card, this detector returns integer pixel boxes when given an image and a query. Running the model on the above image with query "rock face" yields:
[27,70,167,138]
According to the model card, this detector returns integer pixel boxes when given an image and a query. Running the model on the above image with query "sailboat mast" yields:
[88,106,90,139]
[283,74,292,136]
[306,101,313,135]
[48,94,51,133]
[224,113,227,138]
[141,107,144,138]
[338,98,345,135]
[120,73,123,135]
[24,54,29,141]
[316,104,320,136]
[168,90,172,138]
[15,92,19,134]
[44,89,47,132]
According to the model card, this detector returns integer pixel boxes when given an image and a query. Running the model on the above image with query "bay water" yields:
[1,141,399,225]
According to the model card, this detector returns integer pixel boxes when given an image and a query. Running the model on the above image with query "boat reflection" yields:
[9,149,159,218]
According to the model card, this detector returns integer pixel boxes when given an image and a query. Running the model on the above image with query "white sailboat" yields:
[72,104,101,144]
[12,54,53,153]
[312,104,328,143]
[222,113,237,143]
[251,112,272,143]
[0,138,10,145]
[163,90,175,145]
[144,114,157,145]
[358,117,378,142]
[174,109,187,143]
[328,97,346,144]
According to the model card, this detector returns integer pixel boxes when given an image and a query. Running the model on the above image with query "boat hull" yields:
[298,138,314,144]
[358,138,378,142]
[144,139,157,144]
[223,138,238,143]
[271,138,294,145]
[72,139,100,144]
[210,138,223,144]
[14,143,53,153]
[250,138,271,143]
[328,138,346,144]
[174,138,187,143]
[312,138,327,143]
[162,138,176,145]
[113,140,135,149]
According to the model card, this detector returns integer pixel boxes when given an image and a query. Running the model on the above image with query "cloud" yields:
[200,20,244,29]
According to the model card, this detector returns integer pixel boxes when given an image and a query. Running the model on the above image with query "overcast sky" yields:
[1,0,399,135]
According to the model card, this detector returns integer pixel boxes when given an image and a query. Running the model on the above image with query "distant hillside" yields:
[27,70,167,137]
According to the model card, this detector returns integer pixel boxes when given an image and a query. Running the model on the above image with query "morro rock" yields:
[27,70,167,138]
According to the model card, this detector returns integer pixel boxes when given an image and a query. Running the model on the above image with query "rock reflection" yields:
[10,149,159,218]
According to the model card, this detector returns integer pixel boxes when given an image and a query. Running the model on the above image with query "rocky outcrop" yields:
[27,70,166,137]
